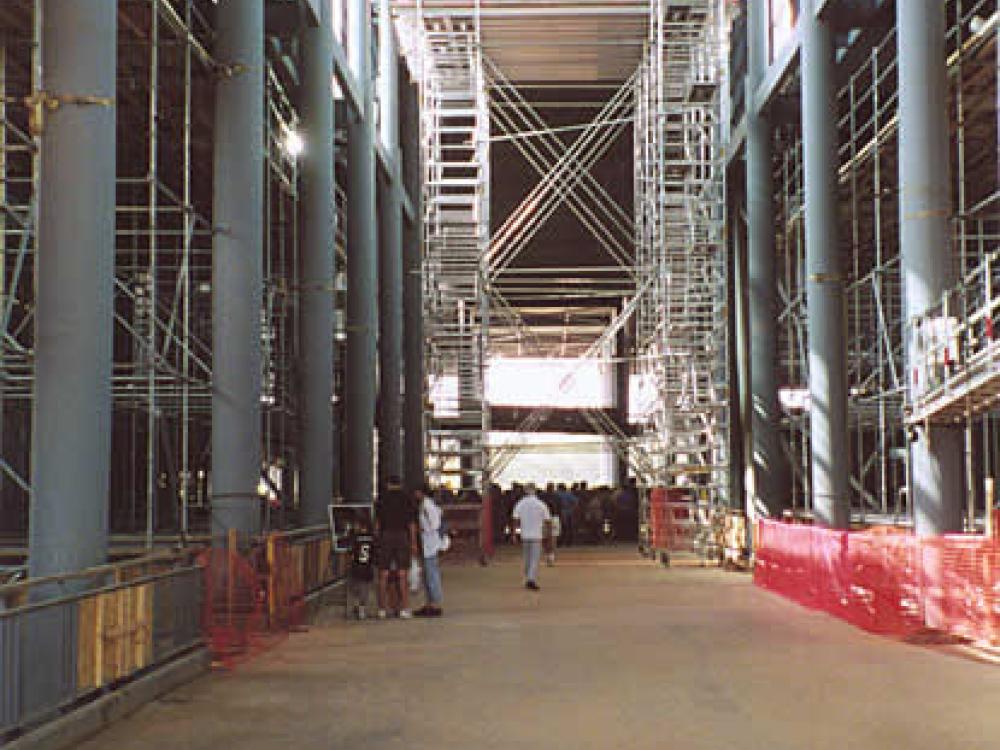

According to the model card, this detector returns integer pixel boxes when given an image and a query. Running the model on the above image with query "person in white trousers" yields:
[513,483,552,591]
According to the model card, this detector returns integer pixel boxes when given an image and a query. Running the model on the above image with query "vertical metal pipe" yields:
[614,325,630,486]
[29,0,116,578]
[801,3,849,529]
[180,0,193,538]
[344,0,379,506]
[146,1,159,550]
[0,44,7,517]
[729,209,748,511]
[299,0,337,524]
[377,0,403,486]
[898,1,964,536]
[211,2,264,542]
[745,0,789,517]
[402,78,425,492]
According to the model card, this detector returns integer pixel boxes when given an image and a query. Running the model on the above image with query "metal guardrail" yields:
[2,527,343,738]
[0,555,203,740]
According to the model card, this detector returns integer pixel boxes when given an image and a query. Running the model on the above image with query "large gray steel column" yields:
[402,78,425,491]
[801,3,850,529]
[299,0,337,524]
[344,0,379,505]
[24,1,116,717]
[745,0,789,516]
[898,2,964,535]
[377,0,403,487]
[212,3,264,541]
[29,0,116,578]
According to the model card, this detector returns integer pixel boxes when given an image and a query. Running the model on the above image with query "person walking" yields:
[374,476,418,619]
[414,484,445,617]
[513,483,551,591]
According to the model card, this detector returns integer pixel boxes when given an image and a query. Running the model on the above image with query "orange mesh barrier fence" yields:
[754,519,1000,643]
[200,529,340,668]
[199,547,275,669]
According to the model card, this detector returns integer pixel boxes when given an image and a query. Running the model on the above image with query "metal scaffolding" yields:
[0,1,314,543]
[763,0,1000,526]
[411,2,492,490]
[633,0,729,502]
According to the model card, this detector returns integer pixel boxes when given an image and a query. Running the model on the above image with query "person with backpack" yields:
[414,484,447,617]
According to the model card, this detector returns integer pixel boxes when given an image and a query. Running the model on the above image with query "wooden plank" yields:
[95,591,106,687]
[267,534,279,624]
[76,595,98,692]
[292,546,306,598]
[318,539,333,586]
[134,583,153,670]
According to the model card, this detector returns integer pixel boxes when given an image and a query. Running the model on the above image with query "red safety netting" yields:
[199,548,284,669]
[754,519,1000,643]
[648,487,697,552]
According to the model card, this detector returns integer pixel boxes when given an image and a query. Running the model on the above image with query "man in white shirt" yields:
[414,484,445,616]
[512,483,552,591]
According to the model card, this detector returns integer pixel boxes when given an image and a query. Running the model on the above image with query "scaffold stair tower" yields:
[420,5,491,490]
[634,0,729,502]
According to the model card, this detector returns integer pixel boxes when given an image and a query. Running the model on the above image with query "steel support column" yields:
[377,0,403,487]
[30,1,116,575]
[402,76,425,492]
[299,0,337,524]
[344,0,378,505]
[745,0,789,517]
[24,0,117,716]
[211,3,265,541]
[801,3,849,529]
[898,2,964,535]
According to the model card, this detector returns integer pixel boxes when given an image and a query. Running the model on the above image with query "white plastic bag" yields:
[408,558,423,593]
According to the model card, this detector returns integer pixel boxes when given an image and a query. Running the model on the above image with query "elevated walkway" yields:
[906,250,1000,425]
[77,547,1000,750]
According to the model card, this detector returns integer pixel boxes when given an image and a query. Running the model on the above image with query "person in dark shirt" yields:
[374,475,418,619]
[346,512,375,619]
[556,483,579,545]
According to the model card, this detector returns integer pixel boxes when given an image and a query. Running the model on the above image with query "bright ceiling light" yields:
[970,13,998,36]
[284,128,305,158]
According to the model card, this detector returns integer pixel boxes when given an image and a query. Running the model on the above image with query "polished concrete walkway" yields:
[81,546,1000,750]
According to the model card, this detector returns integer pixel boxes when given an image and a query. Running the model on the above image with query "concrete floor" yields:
[79,546,1000,750]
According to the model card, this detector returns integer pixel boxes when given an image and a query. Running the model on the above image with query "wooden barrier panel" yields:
[77,584,153,691]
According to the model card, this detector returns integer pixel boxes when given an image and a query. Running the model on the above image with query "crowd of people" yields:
[491,478,640,547]
[343,476,642,621]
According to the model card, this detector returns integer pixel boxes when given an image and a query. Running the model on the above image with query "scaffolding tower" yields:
[634,0,729,503]
[0,0,310,541]
[417,3,491,490]
[763,0,1000,524]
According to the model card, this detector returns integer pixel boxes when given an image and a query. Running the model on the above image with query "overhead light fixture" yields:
[970,13,998,36]
[284,127,305,158]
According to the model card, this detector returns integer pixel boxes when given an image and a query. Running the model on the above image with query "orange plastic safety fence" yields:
[199,548,281,669]
[754,519,1000,643]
